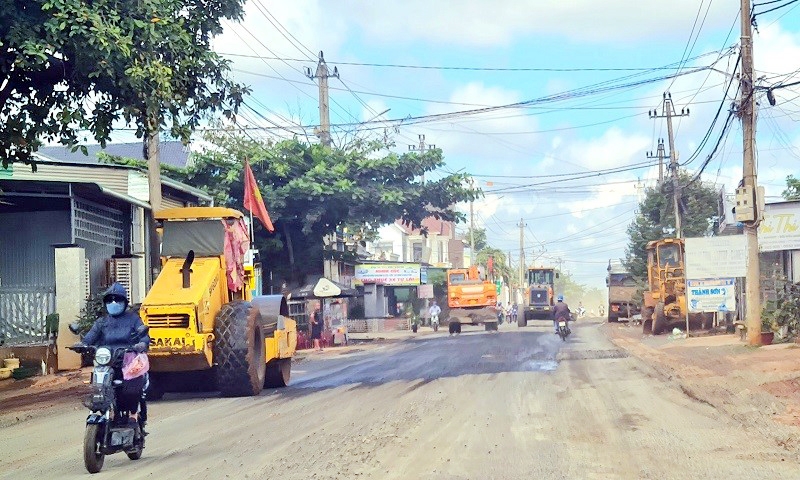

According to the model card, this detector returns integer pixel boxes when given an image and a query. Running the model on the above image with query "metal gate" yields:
[0,286,56,345]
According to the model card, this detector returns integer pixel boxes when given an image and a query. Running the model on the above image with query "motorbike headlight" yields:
[94,347,112,366]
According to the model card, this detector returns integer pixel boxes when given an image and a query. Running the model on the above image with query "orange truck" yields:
[445,265,498,334]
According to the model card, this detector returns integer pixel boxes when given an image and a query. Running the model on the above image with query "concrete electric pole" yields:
[647,138,667,186]
[518,219,526,304]
[306,51,340,280]
[469,200,475,267]
[145,120,162,287]
[649,93,689,237]
[740,0,762,346]
[409,134,435,182]
[305,51,339,148]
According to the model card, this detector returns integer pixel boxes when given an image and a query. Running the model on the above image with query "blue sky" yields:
[123,0,800,291]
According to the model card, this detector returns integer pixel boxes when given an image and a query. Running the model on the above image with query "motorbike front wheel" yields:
[83,424,105,473]
[433,323,439,332]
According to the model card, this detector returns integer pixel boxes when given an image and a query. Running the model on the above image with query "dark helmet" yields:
[102,282,129,310]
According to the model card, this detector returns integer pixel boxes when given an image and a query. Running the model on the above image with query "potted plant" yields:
[760,316,775,345]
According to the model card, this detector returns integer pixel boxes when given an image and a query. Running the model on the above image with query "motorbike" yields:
[556,316,571,341]
[577,307,586,319]
[68,324,149,474]
[431,315,440,332]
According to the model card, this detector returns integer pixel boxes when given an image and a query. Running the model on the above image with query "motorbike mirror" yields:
[68,322,81,335]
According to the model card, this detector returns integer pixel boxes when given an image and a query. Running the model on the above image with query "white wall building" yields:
[369,218,464,268]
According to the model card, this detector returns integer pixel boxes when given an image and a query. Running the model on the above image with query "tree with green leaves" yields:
[159,130,479,284]
[554,271,604,307]
[782,175,800,200]
[624,173,719,281]
[1,0,247,168]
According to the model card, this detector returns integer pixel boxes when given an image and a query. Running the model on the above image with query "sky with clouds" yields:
[126,0,800,290]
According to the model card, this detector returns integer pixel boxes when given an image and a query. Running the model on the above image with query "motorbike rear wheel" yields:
[126,440,143,460]
[83,424,105,473]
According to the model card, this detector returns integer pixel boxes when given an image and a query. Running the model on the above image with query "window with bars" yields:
[73,199,124,248]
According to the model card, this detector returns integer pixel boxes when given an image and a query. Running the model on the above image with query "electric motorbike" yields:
[68,325,149,474]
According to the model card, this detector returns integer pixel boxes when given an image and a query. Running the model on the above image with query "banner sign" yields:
[687,278,736,313]
[759,202,800,252]
[684,236,746,279]
[355,263,421,286]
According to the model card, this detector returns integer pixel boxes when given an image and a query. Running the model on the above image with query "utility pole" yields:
[306,51,340,280]
[409,134,435,182]
[144,119,162,287]
[647,139,667,186]
[305,51,339,147]
[469,200,475,267]
[740,0,762,346]
[518,219,526,305]
[649,93,689,237]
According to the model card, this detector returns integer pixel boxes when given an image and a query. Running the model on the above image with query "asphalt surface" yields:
[2,319,798,479]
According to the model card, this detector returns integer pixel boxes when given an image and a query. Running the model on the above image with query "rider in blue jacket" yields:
[78,282,150,430]
[81,282,149,351]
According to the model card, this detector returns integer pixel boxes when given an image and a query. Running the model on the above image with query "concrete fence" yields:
[346,317,410,333]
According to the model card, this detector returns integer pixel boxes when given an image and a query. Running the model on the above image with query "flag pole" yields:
[249,209,254,248]
[244,158,255,247]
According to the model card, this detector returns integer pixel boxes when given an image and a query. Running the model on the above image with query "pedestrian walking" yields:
[311,303,323,351]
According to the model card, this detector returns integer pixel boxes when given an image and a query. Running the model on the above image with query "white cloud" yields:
[418,82,542,169]
[337,0,737,46]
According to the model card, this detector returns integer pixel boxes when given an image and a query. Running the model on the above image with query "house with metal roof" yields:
[0,145,209,355]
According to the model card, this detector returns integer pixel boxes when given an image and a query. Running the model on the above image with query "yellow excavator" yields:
[141,207,296,398]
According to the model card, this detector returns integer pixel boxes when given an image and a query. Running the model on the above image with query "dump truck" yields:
[642,238,712,335]
[445,265,498,333]
[520,267,557,326]
[141,207,296,398]
[606,260,639,322]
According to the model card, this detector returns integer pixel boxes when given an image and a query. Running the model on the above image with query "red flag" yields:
[243,160,275,232]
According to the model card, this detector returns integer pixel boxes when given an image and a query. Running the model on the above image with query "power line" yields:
[219,50,724,72]
[251,1,317,60]
[668,0,712,91]
[753,0,799,16]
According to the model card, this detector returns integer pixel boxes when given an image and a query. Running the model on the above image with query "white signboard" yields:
[759,202,800,252]
[687,278,736,313]
[417,284,434,299]
[355,263,421,286]
[684,236,746,279]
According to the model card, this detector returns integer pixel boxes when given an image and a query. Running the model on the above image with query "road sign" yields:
[687,278,736,313]
[685,236,746,279]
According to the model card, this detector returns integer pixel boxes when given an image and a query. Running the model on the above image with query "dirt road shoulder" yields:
[604,321,800,453]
